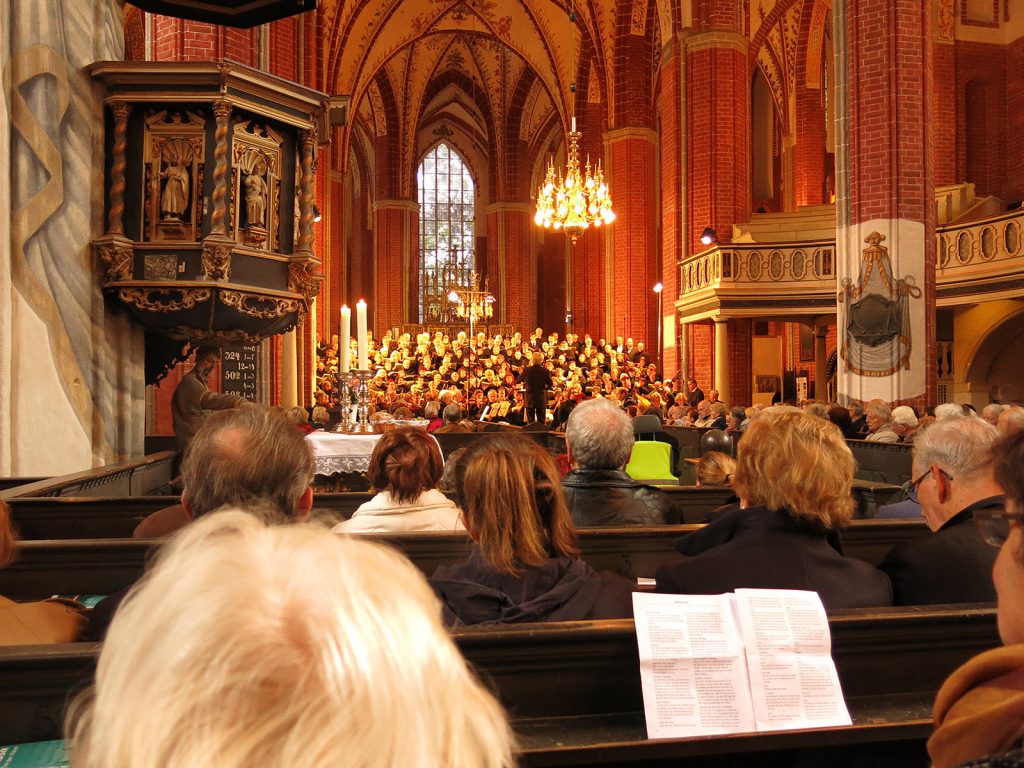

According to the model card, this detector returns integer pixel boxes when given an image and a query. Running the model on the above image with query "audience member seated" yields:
[928,430,1024,768]
[93,406,315,641]
[999,405,1024,438]
[133,405,315,540]
[311,405,330,430]
[981,403,1004,427]
[435,404,473,433]
[708,401,729,430]
[67,511,513,768]
[864,401,900,442]
[423,400,443,432]
[891,405,920,443]
[655,408,892,609]
[286,405,315,435]
[561,398,678,526]
[429,435,635,624]
[935,402,967,421]
[878,416,1002,605]
[874,484,924,519]
[827,405,861,441]
[692,451,736,487]
[0,499,84,644]
[333,427,463,533]
[690,451,740,523]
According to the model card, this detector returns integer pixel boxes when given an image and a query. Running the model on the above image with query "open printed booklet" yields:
[633,589,852,739]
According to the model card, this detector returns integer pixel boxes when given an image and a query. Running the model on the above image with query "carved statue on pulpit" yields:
[245,172,267,228]
[158,138,195,223]
[161,157,190,220]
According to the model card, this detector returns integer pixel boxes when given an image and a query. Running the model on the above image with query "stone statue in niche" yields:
[245,171,267,228]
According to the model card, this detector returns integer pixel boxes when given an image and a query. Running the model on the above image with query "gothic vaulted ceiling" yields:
[316,0,681,193]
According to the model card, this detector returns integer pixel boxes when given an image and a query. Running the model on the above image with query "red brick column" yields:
[835,0,935,408]
[1010,36,1024,202]
[372,199,418,334]
[685,32,750,254]
[606,128,658,349]
[486,203,532,330]
[933,4,956,187]
[658,39,683,377]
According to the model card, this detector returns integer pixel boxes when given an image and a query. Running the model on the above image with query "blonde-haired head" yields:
[67,510,513,768]
[732,408,855,529]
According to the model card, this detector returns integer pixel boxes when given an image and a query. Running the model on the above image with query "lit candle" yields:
[356,299,368,370]
[339,305,351,374]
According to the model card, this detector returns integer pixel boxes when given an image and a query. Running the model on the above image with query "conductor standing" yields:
[520,352,553,425]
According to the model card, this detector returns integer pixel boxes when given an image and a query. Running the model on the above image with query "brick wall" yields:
[373,205,414,331]
[794,0,826,207]
[567,95,608,337]
[1009,36,1024,201]
[658,45,681,376]
[934,42,957,186]
[608,134,657,345]
[125,7,146,60]
[537,232,567,335]
[956,41,1008,198]
[687,321,714,394]
[846,0,932,226]
[151,16,255,64]
[686,42,749,252]
[728,318,752,407]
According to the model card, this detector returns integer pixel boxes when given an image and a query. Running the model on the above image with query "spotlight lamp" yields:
[652,282,663,294]
[313,204,323,223]
[700,227,717,246]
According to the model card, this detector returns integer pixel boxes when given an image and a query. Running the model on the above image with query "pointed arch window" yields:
[417,142,476,323]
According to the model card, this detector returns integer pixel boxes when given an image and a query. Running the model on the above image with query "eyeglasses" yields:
[974,509,1024,548]
[901,465,954,496]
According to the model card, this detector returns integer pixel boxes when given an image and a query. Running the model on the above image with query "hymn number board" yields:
[221,346,259,400]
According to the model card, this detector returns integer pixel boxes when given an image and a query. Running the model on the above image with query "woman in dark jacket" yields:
[430,435,634,625]
[656,407,892,610]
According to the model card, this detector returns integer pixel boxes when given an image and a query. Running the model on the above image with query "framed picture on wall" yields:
[799,324,815,362]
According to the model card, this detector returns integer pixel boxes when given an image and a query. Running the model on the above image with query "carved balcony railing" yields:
[677,241,838,320]
[677,206,1024,320]
[936,208,1024,304]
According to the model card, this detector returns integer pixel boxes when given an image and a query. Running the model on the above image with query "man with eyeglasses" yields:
[878,416,1003,605]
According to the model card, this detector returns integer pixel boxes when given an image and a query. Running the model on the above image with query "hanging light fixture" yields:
[534,4,615,243]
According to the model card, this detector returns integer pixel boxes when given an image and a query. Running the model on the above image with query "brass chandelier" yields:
[533,6,615,243]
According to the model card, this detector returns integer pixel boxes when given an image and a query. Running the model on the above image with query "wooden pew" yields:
[0,519,929,600]
[0,477,47,493]
[848,440,914,486]
[7,497,174,540]
[8,479,905,541]
[457,604,998,766]
[432,429,566,459]
[0,452,177,500]
[0,605,999,762]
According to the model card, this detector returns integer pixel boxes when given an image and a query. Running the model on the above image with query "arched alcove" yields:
[964,309,1024,402]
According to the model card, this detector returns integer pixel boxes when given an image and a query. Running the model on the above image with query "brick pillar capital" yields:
[373,198,419,213]
[604,127,659,146]
[683,30,748,55]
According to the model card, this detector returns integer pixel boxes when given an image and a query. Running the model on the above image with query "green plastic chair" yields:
[625,440,678,483]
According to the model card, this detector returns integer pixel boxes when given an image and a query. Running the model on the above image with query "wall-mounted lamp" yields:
[313,204,323,223]
[652,282,663,294]
[700,227,717,246]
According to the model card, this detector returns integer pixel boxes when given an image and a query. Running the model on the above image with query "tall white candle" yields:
[356,299,368,370]
[339,305,351,374]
